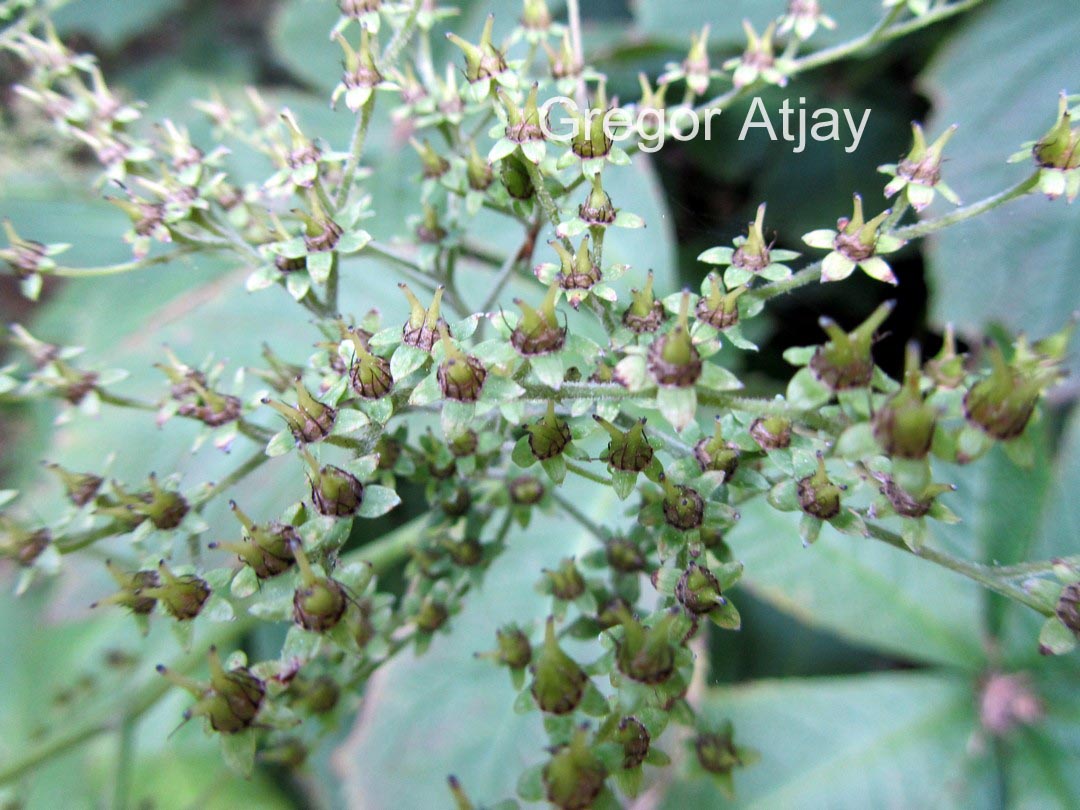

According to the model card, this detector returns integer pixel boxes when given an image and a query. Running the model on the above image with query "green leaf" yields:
[357,485,401,518]
[924,0,1080,374]
[661,672,995,810]
[333,483,618,808]
[728,501,985,668]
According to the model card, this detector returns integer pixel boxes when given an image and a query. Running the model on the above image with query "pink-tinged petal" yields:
[858,257,897,285]
[803,229,838,250]
[698,246,735,265]
[906,183,935,211]
[883,175,907,199]
[821,251,855,282]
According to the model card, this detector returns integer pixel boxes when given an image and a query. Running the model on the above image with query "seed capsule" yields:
[415,597,449,633]
[301,449,364,517]
[213,501,297,579]
[695,725,742,775]
[446,15,508,84]
[544,558,586,601]
[616,610,679,684]
[511,282,566,355]
[648,292,702,388]
[595,416,655,472]
[797,455,843,520]
[749,415,791,451]
[526,401,572,460]
[142,561,211,621]
[500,153,535,199]
[530,617,589,715]
[466,143,494,191]
[693,418,741,478]
[157,647,265,734]
[550,237,602,292]
[400,283,447,351]
[605,536,646,573]
[91,561,160,615]
[615,717,651,770]
[490,624,533,670]
[291,541,348,633]
[873,343,937,459]
[809,301,894,390]
[696,275,748,330]
[346,328,393,399]
[509,475,546,505]
[676,562,724,615]
[263,379,336,443]
[660,474,704,531]
[542,727,608,810]
[436,323,487,402]
[578,174,617,226]
[45,462,102,507]
[622,271,665,334]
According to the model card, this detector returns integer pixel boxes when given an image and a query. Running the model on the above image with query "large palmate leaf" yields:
[659,672,996,810]
[923,0,1080,371]
[726,501,985,669]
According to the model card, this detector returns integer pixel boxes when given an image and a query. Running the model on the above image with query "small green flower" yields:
[446,14,517,100]
[723,21,791,89]
[880,123,960,211]
[778,0,836,41]
[803,194,905,285]
[157,647,265,734]
[698,203,799,287]
[330,28,397,111]
[0,219,69,300]
[658,26,723,97]
[1009,94,1080,202]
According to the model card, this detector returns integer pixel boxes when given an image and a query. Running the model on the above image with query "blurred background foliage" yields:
[0,0,1078,807]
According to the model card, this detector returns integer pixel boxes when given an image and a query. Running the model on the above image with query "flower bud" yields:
[437,323,488,401]
[212,501,297,579]
[693,418,740,478]
[91,561,160,615]
[660,473,704,531]
[874,343,937,459]
[885,123,959,210]
[676,562,724,615]
[346,328,393,399]
[157,646,265,734]
[291,541,348,633]
[543,728,608,810]
[263,379,336,443]
[1056,583,1080,637]
[511,282,566,355]
[595,416,654,472]
[809,301,894,390]
[526,401,572,460]
[622,270,665,334]
[446,15,507,84]
[695,275,747,330]
[550,237,601,292]
[400,283,447,351]
[544,558,586,601]
[749,415,791,451]
[616,609,680,684]
[466,143,494,191]
[509,475,546,505]
[301,449,365,517]
[411,138,451,180]
[530,617,588,714]
[44,462,102,507]
[143,561,211,620]
[605,536,646,573]
[797,455,843,520]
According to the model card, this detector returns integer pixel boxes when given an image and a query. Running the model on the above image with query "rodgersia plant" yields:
[0,0,1078,805]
